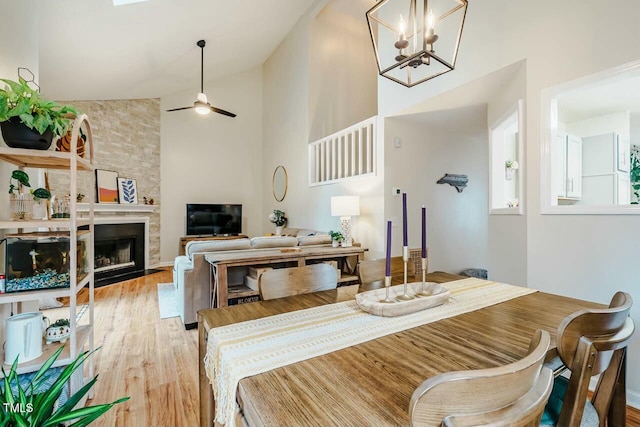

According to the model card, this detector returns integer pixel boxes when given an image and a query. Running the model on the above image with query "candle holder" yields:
[380,275,395,303]
[417,258,431,296]
[397,246,414,301]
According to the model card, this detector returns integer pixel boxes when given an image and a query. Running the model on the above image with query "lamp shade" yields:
[331,196,360,217]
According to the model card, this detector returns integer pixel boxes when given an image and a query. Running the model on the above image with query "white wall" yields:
[567,111,631,141]
[486,64,527,286]
[384,106,489,272]
[262,0,383,256]
[0,0,40,342]
[160,67,264,263]
[308,0,377,142]
[376,0,640,402]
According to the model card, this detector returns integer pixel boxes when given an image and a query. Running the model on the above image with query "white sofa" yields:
[173,228,330,328]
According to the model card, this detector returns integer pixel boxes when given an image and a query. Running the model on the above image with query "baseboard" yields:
[589,377,640,409]
[153,261,174,269]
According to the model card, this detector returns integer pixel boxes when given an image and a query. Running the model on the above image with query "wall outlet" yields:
[392,187,401,196]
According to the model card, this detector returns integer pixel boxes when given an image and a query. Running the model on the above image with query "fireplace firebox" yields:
[88,223,145,287]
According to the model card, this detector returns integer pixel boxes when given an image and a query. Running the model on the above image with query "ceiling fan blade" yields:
[166,106,194,112]
[210,106,237,118]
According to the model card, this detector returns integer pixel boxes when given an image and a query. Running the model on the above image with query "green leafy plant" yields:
[0,78,77,137]
[631,147,640,204]
[8,170,50,200]
[268,209,287,227]
[328,230,343,242]
[8,170,30,195]
[0,346,129,427]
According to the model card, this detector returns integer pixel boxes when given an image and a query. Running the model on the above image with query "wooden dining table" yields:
[198,272,605,427]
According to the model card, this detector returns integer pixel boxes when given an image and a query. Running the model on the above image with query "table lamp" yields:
[330,196,360,247]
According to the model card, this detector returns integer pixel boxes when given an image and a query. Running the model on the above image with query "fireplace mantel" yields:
[77,203,157,213]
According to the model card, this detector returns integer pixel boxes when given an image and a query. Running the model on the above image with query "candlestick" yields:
[402,193,408,247]
[421,206,426,259]
[418,257,430,296]
[380,276,394,303]
[397,246,414,300]
[385,220,392,277]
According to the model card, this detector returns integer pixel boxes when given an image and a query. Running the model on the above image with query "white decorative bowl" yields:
[45,324,71,344]
[355,282,451,317]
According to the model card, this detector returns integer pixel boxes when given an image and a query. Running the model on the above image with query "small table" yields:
[205,245,367,308]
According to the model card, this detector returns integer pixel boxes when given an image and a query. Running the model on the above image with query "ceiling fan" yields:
[166,40,237,118]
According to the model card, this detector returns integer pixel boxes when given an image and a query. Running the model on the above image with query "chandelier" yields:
[366,0,468,87]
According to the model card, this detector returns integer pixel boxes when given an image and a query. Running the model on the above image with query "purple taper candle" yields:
[421,206,427,258]
[402,193,408,246]
[385,220,392,276]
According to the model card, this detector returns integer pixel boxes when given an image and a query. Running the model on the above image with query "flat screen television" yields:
[186,204,242,236]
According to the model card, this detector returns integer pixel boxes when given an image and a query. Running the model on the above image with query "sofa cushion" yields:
[280,227,300,237]
[296,229,318,237]
[297,235,331,246]
[186,239,251,258]
[250,236,298,249]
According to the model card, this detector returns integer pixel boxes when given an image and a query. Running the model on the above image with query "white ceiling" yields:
[38,0,317,100]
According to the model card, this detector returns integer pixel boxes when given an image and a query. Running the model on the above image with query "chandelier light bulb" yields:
[398,15,406,38]
[427,9,435,31]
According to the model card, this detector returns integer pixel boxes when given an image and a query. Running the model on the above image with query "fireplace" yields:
[91,222,145,287]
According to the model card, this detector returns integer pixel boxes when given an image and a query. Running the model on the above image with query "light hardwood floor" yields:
[70,269,639,427]
[74,268,199,427]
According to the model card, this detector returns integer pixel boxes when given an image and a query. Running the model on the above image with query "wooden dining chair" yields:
[409,330,553,427]
[541,291,634,427]
[258,263,338,300]
[358,256,416,291]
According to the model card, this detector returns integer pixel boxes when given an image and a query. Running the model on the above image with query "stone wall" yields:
[47,99,161,266]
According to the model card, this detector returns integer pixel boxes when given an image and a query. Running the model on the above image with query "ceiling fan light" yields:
[194,103,211,115]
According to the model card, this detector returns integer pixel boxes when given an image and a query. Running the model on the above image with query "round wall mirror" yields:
[272,165,288,202]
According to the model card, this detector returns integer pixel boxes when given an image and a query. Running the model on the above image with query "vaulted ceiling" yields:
[39,0,316,100]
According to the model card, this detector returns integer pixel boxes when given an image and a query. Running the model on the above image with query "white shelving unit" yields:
[0,114,95,396]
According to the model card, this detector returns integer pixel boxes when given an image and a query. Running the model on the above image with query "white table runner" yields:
[204,278,536,427]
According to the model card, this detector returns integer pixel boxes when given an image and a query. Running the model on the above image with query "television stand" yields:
[179,234,248,256]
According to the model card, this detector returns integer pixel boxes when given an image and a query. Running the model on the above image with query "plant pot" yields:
[32,198,48,220]
[0,117,53,150]
[275,226,283,236]
[9,194,33,221]
[56,130,85,157]
[332,241,339,248]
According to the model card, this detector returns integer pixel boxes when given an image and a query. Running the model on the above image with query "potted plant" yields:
[505,160,519,180]
[268,209,287,236]
[329,230,343,248]
[1,346,128,427]
[631,147,640,204]
[0,77,78,150]
[8,170,51,220]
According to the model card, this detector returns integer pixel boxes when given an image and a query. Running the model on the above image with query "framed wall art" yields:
[96,169,119,203]
[117,177,138,204]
